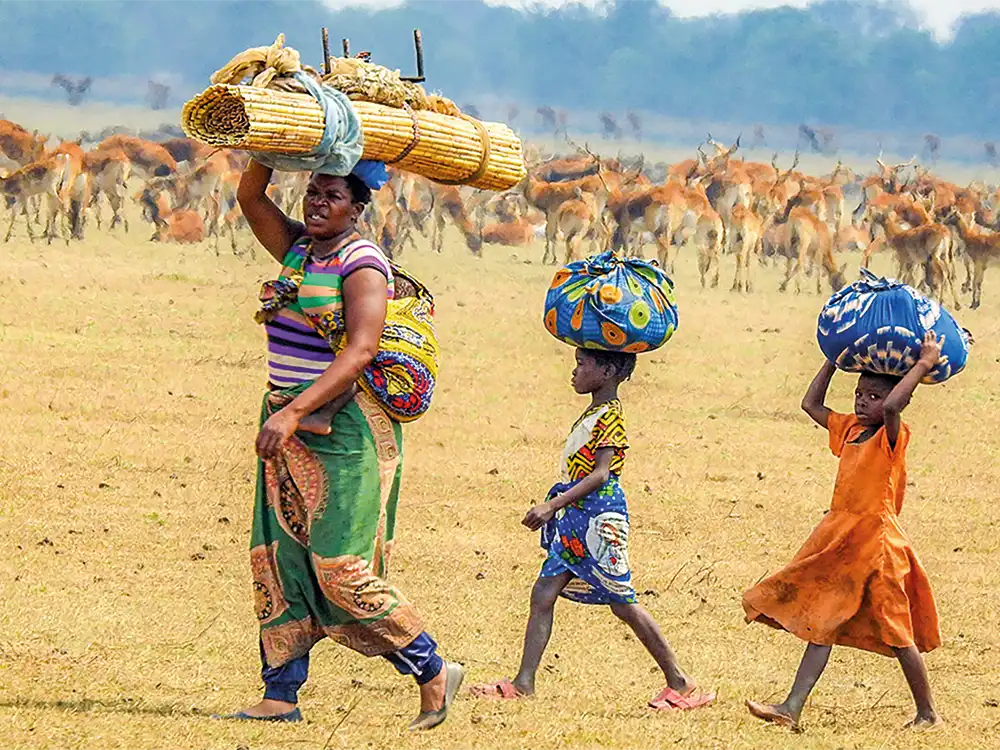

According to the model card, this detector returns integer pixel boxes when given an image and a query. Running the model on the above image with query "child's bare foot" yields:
[296,385,358,435]
[297,412,333,435]
[746,700,801,732]
[904,712,942,729]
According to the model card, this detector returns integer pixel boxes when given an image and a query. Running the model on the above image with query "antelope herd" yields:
[2,117,999,309]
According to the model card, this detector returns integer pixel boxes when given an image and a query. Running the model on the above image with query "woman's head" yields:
[854,371,903,426]
[302,172,371,239]
[571,348,637,394]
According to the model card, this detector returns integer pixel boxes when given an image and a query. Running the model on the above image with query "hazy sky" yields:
[321,0,1000,41]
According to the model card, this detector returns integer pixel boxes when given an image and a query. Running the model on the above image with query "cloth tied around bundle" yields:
[543,250,679,354]
[817,268,972,384]
[209,33,386,188]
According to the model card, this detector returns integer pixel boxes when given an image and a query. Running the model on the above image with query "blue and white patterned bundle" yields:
[817,268,971,384]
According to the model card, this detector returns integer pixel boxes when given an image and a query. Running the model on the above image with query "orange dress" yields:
[742,412,941,656]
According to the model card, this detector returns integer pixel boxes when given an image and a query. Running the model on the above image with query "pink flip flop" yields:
[649,685,716,711]
[469,678,525,700]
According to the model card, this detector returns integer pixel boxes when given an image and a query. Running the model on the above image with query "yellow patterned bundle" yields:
[333,264,439,423]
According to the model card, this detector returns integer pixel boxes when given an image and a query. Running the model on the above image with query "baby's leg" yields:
[512,572,572,696]
[893,646,941,728]
[747,642,831,728]
[610,602,694,693]
[297,384,359,436]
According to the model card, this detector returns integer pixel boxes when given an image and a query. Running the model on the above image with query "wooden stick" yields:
[322,28,331,75]
[401,29,425,83]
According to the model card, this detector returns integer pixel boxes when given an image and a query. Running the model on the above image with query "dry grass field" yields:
[1,191,999,750]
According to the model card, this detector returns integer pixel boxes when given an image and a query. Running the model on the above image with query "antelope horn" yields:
[787,149,800,173]
[630,152,645,179]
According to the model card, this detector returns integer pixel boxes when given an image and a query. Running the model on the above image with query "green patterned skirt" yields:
[251,384,424,668]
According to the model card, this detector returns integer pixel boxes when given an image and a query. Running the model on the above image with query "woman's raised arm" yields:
[236,160,305,263]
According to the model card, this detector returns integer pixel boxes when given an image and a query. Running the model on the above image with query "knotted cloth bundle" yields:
[817,268,971,384]
[544,251,679,354]
[324,266,439,423]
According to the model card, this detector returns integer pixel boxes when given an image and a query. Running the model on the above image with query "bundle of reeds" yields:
[181,84,524,192]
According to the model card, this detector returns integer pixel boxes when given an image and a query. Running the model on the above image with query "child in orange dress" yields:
[743,330,943,731]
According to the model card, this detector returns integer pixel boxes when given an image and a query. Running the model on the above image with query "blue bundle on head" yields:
[543,250,678,353]
[817,268,971,384]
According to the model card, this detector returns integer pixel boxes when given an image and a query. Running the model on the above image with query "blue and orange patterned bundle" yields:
[544,251,678,353]
[817,268,971,384]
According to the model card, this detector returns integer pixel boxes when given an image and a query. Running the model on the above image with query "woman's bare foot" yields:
[419,668,447,712]
[746,699,801,731]
[234,698,297,718]
[904,712,942,729]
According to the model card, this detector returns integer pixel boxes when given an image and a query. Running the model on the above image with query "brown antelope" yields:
[479,193,537,248]
[94,134,177,178]
[728,202,764,292]
[268,170,309,221]
[873,154,916,194]
[523,172,609,263]
[363,176,416,258]
[612,167,720,278]
[533,153,620,183]
[135,181,205,244]
[553,186,605,263]
[777,207,846,294]
[44,140,87,239]
[429,184,482,255]
[160,137,216,166]
[0,120,47,171]
[83,146,132,234]
[480,219,536,248]
[170,151,231,237]
[942,210,1000,309]
[870,208,960,308]
[697,137,751,252]
[0,152,72,243]
[833,224,870,255]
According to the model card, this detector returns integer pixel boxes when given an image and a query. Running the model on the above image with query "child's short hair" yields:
[859,370,903,391]
[581,348,637,382]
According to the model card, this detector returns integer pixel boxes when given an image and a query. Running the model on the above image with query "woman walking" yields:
[221,159,462,730]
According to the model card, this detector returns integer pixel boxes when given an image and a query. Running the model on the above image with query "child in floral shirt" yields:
[470,348,714,710]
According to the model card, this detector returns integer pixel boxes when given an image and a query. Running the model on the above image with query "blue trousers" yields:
[261,631,443,704]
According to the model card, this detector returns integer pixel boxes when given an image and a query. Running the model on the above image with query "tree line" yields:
[2,0,999,140]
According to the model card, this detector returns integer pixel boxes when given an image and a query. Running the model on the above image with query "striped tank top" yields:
[265,236,394,387]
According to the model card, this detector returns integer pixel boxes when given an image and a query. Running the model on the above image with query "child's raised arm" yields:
[882,331,942,447]
[801,360,837,428]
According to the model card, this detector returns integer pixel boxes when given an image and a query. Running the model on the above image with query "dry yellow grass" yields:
[1,201,999,750]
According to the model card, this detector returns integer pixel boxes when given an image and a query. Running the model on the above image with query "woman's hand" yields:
[255,407,302,459]
[522,502,557,531]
